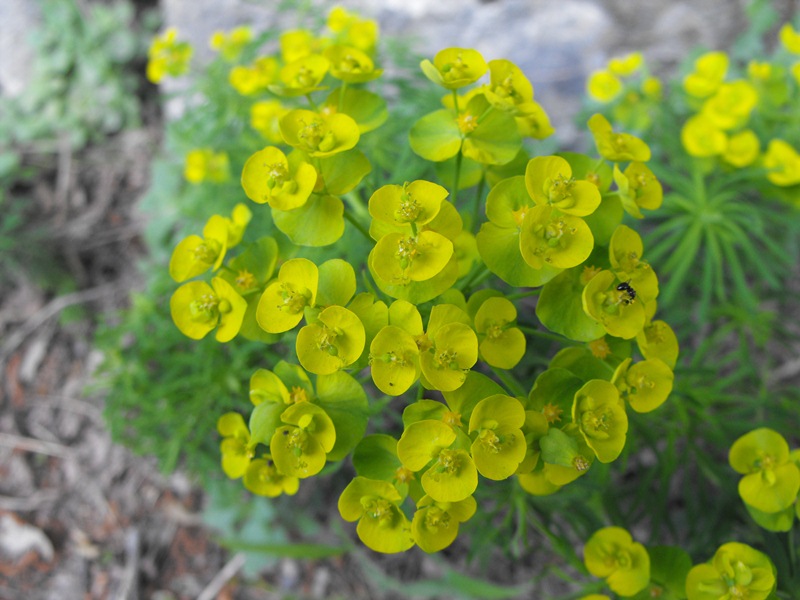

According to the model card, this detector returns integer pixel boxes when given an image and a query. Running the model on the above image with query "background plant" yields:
[129,3,687,588]
[0,0,154,291]
[576,3,800,597]
[93,2,800,598]
[0,0,151,150]
[96,6,439,480]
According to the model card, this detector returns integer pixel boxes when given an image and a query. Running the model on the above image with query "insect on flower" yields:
[616,280,637,304]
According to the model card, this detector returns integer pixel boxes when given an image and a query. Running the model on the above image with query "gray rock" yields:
[0,0,41,97]
[156,0,753,142]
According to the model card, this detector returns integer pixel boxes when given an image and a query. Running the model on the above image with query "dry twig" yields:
[0,432,74,458]
[0,284,116,365]
[196,553,246,600]
[115,528,140,600]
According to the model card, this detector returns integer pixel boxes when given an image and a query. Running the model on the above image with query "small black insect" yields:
[616,280,637,304]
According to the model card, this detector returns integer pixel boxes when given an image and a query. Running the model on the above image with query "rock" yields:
[0,450,36,496]
[0,513,55,562]
[153,0,745,145]
[0,0,41,98]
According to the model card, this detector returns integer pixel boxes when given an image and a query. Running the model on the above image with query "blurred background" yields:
[0,0,798,598]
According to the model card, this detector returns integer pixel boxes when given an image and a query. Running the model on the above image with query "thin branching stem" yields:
[473,174,486,233]
[343,210,372,241]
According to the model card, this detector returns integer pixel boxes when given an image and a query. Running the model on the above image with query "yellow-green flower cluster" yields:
[681,51,760,167]
[210,26,252,62]
[729,428,800,532]
[584,527,651,596]
[410,48,552,171]
[679,41,800,183]
[586,52,661,131]
[219,361,368,488]
[342,387,527,552]
[224,6,381,102]
[686,542,776,600]
[583,527,697,598]
[163,9,678,556]
[230,56,280,96]
[583,33,800,196]
[169,205,254,342]
[184,148,230,184]
[146,27,192,84]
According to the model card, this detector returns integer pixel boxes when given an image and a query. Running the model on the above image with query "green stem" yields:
[305,93,318,111]
[338,81,347,113]
[691,160,707,206]
[460,264,490,293]
[518,325,580,346]
[489,365,526,397]
[509,493,527,555]
[343,210,372,241]
[451,89,459,114]
[452,150,463,206]
[476,105,494,124]
[472,174,486,233]
[505,289,540,301]
[360,268,379,298]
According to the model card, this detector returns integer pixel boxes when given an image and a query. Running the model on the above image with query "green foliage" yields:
[143,7,682,572]
[98,1,800,597]
[578,13,800,594]
[97,7,433,484]
[0,0,153,291]
[94,275,267,477]
[0,0,151,149]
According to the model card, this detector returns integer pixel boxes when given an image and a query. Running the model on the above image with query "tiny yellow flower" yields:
[279,109,360,157]
[241,146,316,210]
[325,44,382,83]
[171,277,247,342]
[686,542,776,600]
[608,52,643,76]
[723,129,760,168]
[338,477,413,553]
[792,62,800,86]
[280,29,325,63]
[209,26,252,61]
[250,101,288,144]
[587,69,622,103]
[779,23,800,54]
[420,48,488,90]
[584,527,650,596]
[701,80,758,130]
[748,60,773,81]
[184,148,229,184]
[683,51,728,98]
[169,215,229,282]
[244,456,300,497]
[681,115,727,158]
[146,28,192,83]
[641,76,662,100]
[764,139,800,186]
[327,7,379,55]
[327,7,352,33]
[229,56,279,96]
[484,59,535,110]
[217,412,254,479]
[587,114,651,162]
